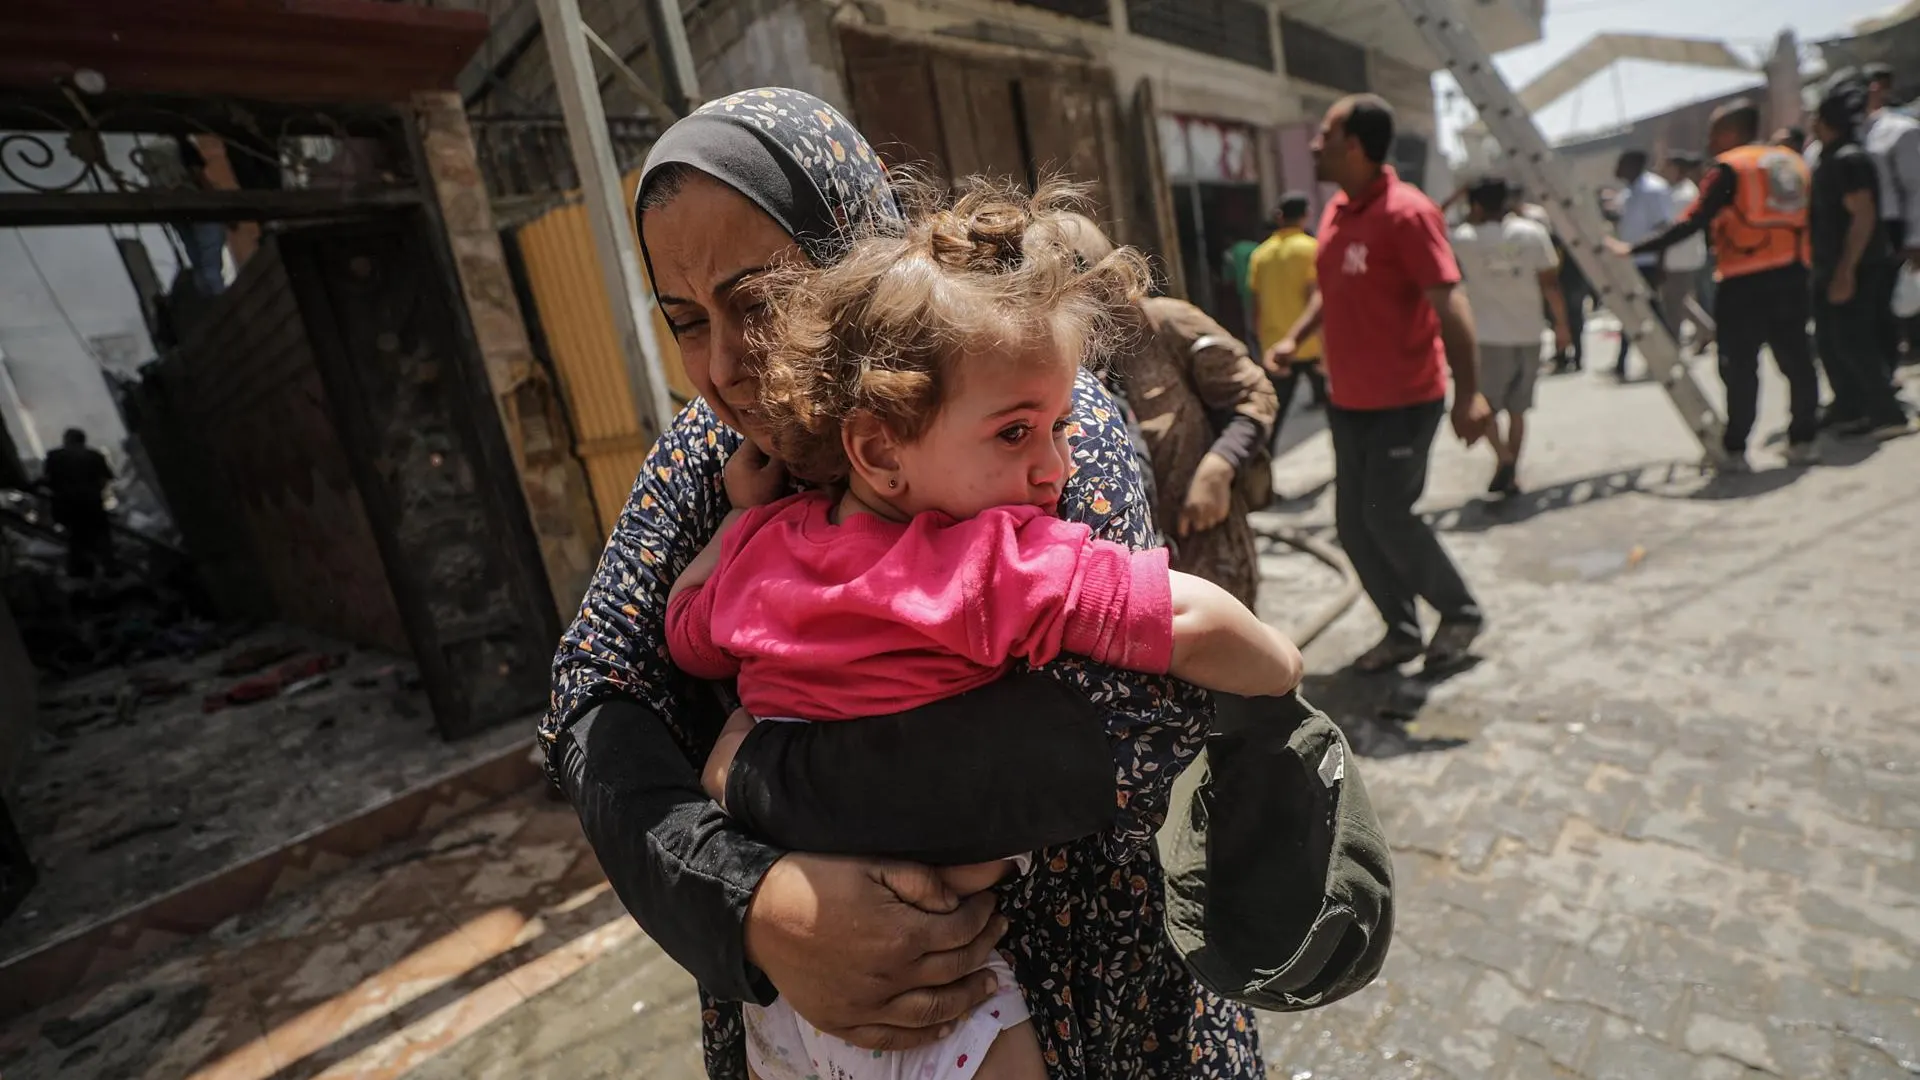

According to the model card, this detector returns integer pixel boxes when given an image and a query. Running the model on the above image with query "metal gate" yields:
[281,215,560,738]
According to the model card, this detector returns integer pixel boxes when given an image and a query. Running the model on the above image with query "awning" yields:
[0,0,489,104]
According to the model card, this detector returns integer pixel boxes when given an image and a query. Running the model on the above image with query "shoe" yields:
[1835,417,1874,437]
[1783,442,1821,467]
[1352,636,1425,675]
[1487,462,1518,496]
[1820,409,1865,431]
[1424,620,1484,671]
[1710,452,1751,475]
[1871,416,1919,441]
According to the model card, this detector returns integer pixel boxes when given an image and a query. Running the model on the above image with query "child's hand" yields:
[724,442,788,508]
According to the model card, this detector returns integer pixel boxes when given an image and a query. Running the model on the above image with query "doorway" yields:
[0,91,553,995]
[1160,112,1266,338]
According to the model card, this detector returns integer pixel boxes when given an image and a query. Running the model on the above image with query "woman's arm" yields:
[542,402,781,1003]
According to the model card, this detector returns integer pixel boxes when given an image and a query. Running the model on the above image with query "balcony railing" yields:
[469,115,661,198]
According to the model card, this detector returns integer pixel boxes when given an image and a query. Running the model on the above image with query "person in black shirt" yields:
[1811,76,1916,439]
[38,428,114,578]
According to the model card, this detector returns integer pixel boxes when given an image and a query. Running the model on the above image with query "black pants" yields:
[1815,278,1910,429]
[53,501,111,579]
[1557,277,1589,370]
[1328,399,1481,644]
[1617,264,1667,373]
[1268,363,1328,449]
[1861,257,1906,379]
[1716,265,1820,452]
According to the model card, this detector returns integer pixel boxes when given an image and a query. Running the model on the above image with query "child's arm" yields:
[1168,570,1304,698]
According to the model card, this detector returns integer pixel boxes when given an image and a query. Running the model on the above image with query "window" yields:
[1280,18,1368,94]
[1126,0,1274,71]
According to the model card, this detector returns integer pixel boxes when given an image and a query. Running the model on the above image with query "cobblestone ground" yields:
[24,353,1909,1080]
[1254,355,1920,1079]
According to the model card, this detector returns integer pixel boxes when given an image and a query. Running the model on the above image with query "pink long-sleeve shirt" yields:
[666,491,1174,721]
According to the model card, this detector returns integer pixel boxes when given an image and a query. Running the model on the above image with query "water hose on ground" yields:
[1250,516,1361,651]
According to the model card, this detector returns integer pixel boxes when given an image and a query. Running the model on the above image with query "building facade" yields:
[445,0,1543,323]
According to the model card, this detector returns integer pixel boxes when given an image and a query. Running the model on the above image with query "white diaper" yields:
[743,952,1030,1080]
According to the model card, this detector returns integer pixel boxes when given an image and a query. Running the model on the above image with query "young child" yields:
[666,181,1305,1080]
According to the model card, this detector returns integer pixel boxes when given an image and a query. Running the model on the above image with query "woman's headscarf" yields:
[635,87,901,266]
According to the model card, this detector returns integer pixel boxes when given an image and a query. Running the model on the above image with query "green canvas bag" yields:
[1159,690,1395,1011]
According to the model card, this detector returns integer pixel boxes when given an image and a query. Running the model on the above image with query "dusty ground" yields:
[3,628,527,963]
[7,344,1916,1079]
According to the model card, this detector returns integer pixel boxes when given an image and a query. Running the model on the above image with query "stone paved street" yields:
[441,350,1920,1079]
[1251,351,1920,1079]
[7,349,1915,1079]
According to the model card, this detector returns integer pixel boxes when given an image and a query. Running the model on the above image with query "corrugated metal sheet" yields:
[513,169,694,532]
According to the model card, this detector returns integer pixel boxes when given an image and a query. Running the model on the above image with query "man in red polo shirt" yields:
[1268,94,1492,673]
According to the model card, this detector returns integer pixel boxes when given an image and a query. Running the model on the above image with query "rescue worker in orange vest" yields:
[1610,98,1818,471]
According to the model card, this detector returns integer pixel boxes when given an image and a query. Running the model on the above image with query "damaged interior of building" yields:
[0,0,640,1025]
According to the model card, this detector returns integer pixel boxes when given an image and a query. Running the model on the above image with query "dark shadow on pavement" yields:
[1300,659,1479,761]
[1423,461,1682,534]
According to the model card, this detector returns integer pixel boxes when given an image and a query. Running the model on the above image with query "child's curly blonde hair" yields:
[749,178,1151,485]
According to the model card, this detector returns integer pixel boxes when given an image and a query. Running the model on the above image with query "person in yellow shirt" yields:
[1248,192,1328,443]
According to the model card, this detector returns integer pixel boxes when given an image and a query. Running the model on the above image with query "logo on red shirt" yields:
[1341,242,1370,276]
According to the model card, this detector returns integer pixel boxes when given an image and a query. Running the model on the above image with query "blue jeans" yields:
[179,221,228,295]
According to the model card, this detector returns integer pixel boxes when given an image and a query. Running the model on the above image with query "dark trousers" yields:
[1716,265,1820,452]
[1815,279,1910,428]
[1862,257,1906,379]
[1558,277,1589,370]
[53,500,111,579]
[1328,399,1481,644]
[1268,363,1328,448]
[1617,264,1667,373]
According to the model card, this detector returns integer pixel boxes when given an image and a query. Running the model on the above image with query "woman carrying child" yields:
[669,180,1303,1079]
[543,88,1273,1079]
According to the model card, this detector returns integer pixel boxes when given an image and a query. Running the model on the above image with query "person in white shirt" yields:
[1452,177,1573,497]
[1610,149,1675,380]
[1660,152,1712,347]
[1861,63,1920,371]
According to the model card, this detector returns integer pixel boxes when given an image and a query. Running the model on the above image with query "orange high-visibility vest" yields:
[1710,144,1811,280]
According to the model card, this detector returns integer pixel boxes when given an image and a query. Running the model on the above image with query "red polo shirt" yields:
[1315,166,1460,411]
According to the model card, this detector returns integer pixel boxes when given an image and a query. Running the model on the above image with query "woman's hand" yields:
[1178,452,1235,537]
[744,854,1008,1052]
[725,441,788,508]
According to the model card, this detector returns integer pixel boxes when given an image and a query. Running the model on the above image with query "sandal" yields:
[1352,636,1424,675]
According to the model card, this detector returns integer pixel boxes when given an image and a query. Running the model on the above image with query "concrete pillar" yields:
[411,90,604,621]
